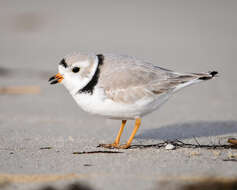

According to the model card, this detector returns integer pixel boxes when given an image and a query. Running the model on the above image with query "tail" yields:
[172,70,218,93]
[196,71,219,80]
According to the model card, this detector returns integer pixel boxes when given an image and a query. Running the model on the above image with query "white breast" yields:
[71,86,171,120]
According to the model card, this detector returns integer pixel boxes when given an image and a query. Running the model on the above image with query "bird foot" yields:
[117,144,131,149]
[98,143,131,149]
[98,143,119,149]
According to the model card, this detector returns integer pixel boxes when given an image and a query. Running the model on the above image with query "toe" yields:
[98,143,119,149]
[118,144,131,149]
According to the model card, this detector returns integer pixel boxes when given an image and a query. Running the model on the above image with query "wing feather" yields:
[97,54,196,103]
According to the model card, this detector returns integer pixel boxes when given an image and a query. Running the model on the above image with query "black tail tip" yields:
[198,71,219,80]
[209,71,218,77]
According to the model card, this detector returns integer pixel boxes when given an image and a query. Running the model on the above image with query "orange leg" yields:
[114,120,127,145]
[119,118,141,149]
[99,120,127,148]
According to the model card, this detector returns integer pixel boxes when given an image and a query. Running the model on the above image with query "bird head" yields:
[49,53,99,95]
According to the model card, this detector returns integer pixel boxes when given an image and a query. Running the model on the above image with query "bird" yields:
[49,52,218,149]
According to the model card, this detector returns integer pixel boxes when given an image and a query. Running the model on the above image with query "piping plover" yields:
[49,53,218,149]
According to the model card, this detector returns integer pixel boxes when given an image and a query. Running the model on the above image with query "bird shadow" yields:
[136,120,237,141]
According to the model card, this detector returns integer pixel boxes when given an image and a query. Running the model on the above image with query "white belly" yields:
[72,87,170,120]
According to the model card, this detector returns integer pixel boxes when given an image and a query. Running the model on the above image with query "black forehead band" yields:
[59,59,68,68]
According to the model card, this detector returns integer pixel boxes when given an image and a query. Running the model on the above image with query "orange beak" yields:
[48,73,64,85]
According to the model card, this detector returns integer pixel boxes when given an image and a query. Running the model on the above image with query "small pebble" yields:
[68,136,74,142]
[165,144,175,150]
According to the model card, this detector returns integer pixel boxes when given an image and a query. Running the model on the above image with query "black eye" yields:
[72,67,80,73]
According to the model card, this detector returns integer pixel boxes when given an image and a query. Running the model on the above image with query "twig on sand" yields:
[73,150,123,154]
[40,147,52,150]
[222,158,237,162]
[129,139,237,150]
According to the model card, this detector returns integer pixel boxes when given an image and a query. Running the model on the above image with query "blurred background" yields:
[1,0,236,121]
[0,1,237,190]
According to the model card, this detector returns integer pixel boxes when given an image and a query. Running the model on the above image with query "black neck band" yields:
[78,54,104,94]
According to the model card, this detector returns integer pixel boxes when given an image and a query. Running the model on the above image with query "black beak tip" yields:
[48,76,55,82]
[50,80,58,85]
